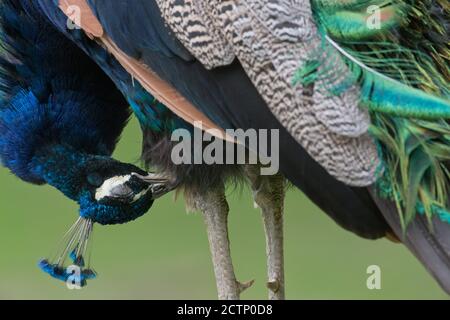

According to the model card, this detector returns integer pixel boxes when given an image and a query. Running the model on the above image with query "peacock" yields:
[0,0,449,299]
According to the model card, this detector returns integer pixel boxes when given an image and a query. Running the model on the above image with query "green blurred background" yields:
[0,118,448,299]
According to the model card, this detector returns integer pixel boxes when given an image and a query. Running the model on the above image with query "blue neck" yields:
[30,144,94,201]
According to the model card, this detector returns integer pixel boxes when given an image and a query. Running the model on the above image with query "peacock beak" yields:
[131,172,178,199]
[95,172,176,204]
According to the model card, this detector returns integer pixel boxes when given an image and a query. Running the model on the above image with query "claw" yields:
[267,280,280,293]
[237,279,255,293]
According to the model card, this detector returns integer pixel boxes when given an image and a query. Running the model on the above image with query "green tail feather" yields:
[370,117,450,228]
[323,36,450,118]
[299,0,450,229]
[293,34,450,119]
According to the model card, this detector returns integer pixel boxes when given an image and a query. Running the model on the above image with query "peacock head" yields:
[30,144,177,287]
[31,145,175,225]
[75,157,171,225]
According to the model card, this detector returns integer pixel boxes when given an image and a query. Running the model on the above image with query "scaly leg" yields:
[245,165,286,300]
[186,185,253,300]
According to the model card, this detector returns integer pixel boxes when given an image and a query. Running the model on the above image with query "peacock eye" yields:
[87,173,103,187]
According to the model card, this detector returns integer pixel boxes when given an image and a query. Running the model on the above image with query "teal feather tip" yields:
[376,164,450,227]
[417,204,450,225]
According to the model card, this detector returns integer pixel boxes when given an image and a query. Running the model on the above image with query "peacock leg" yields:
[245,165,286,300]
[186,185,253,300]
